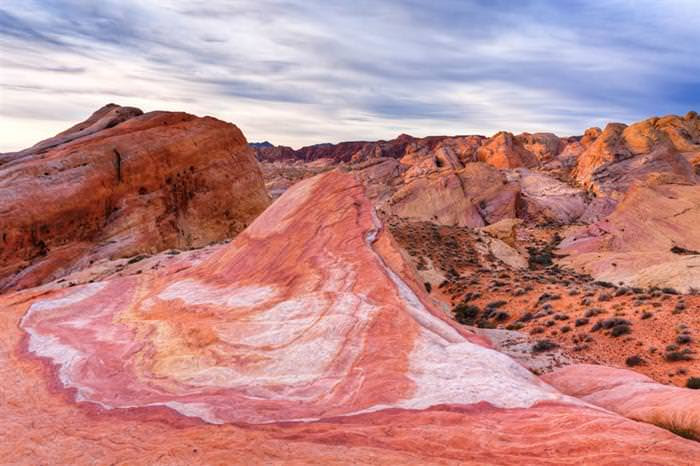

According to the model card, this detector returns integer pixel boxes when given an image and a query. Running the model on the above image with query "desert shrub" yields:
[652,419,698,441]
[453,304,480,325]
[686,377,700,389]
[640,311,653,320]
[625,355,644,367]
[665,349,694,362]
[560,325,572,333]
[127,254,147,264]
[477,320,496,329]
[486,300,508,309]
[531,326,545,334]
[611,324,632,337]
[584,308,604,318]
[532,340,559,353]
[528,249,553,268]
[594,281,615,288]
[601,318,631,329]
[575,318,589,327]
[676,334,693,345]
[424,282,432,293]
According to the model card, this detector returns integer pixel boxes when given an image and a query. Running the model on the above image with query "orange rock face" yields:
[476,131,540,169]
[0,105,270,292]
[2,171,699,464]
[573,117,697,195]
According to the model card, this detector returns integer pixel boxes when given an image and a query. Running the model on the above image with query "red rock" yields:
[2,103,143,162]
[382,162,518,227]
[476,131,539,169]
[252,133,480,165]
[573,119,697,195]
[2,171,699,464]
[0,105,270,292]
[506,168,589,224]
[543,364,700,441]
[515,132,563,163]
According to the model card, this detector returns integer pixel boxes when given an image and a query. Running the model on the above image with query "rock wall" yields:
[0,105,270,291]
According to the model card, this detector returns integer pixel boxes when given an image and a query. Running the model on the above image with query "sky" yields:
[1,0,699,151]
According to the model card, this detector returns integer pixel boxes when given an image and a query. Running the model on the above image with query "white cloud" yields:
[0,0,698,151]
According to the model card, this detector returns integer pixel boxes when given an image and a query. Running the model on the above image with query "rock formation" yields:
[476,131,540,169]
[2,170,699,464]
[0,105,270,292]
[558,179,700,292]
[544,364,700,441]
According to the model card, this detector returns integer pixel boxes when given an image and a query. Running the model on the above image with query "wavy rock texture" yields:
[573,114,698,195]
[2,171,699,464]
[544,364,700,441]
[0,105,270,292]
[558,180,700,292]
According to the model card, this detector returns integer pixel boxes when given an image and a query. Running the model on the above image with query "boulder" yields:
[0,105,270,291]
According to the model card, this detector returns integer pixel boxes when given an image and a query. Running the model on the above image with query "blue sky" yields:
[1,0,699,151]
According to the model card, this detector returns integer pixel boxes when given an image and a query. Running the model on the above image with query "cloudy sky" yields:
[1,0,699,151]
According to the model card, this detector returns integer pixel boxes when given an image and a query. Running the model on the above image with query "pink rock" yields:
[2,171,698,463]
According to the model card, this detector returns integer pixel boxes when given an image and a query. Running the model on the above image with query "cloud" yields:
[0,0,699,151]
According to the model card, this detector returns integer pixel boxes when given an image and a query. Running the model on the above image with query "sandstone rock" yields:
[2,170,699,463]
[544,364,700,441]
[385,162,518,227]
[249,141,296,161]
[252,133,485,166]
[476,131,539,169]
[0,105,270,292]
[515,132,563,163]
[581,127,602,146]
[479,218,522,246]
[573,118,697,195]
[558,180,700,291]
[655,111,700,153]
[2,103,143,162]
[475,233,528,269]
[507,168,589,224]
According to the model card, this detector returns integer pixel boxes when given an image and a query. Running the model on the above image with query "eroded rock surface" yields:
[2,171,699,464]
[0,105,270,291]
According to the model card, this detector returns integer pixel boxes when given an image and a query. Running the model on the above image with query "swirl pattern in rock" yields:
[4,171,700,463]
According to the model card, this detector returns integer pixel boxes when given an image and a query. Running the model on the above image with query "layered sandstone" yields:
[0,105,270,292]
[544,364,700,441]
[2,170,699,464]
[476,131,539,169]
[573,116,697,195]
[558,179,700,292]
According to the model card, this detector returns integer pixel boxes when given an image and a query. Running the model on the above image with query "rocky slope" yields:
[256,112,699,292]
[255,111,700,390]
[2,171,699,464]
[0,104,270,292]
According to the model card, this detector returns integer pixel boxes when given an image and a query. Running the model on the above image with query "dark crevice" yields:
[113,149,122,183]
